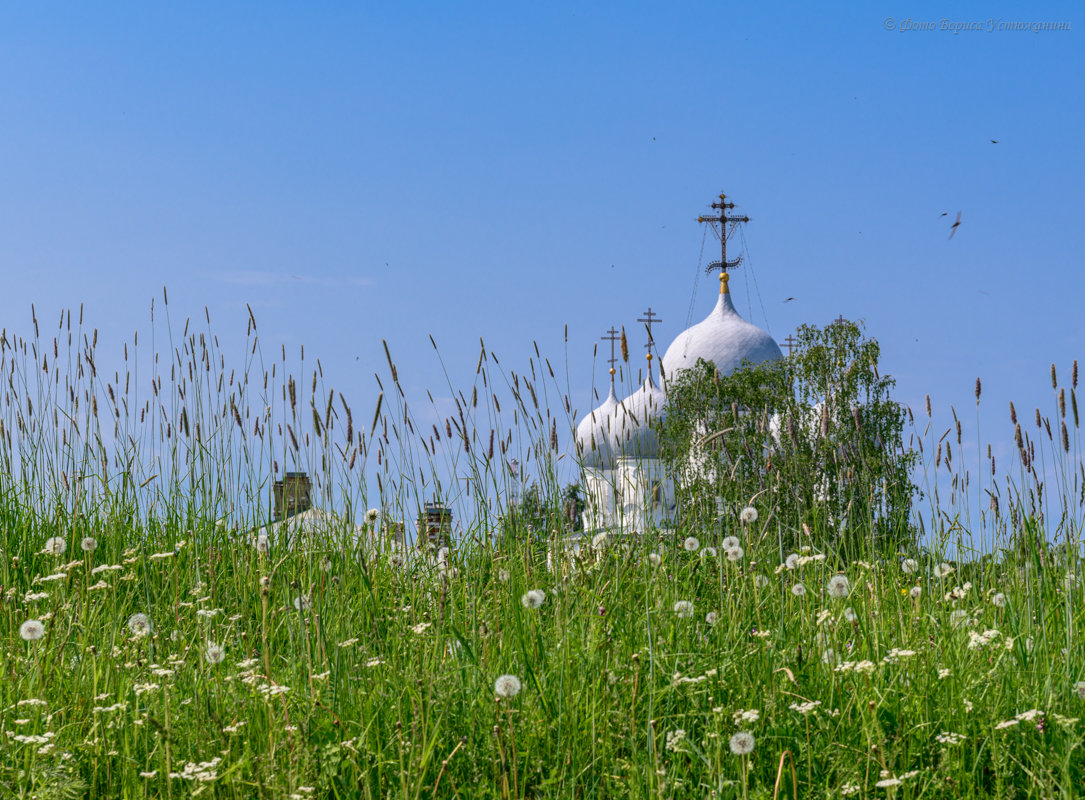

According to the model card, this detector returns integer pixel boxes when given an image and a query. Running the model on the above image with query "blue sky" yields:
[1,3,1082,539]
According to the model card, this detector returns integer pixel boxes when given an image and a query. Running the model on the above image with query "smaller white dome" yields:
[575,384,621,469]
[615,366,666,460]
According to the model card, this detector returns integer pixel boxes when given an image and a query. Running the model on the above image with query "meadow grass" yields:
[1,304,1083,799]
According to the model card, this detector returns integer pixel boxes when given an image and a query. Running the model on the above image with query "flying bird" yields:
[783,297,797,303]
[939,212,948,217]
[990,139,999,144]
[948,211,962,240]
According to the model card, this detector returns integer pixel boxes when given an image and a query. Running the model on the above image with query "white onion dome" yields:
[614,355,667,459]
[661,273,782,380]
[575,373,622,469]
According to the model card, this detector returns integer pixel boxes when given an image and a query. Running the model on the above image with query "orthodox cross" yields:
[698,192,749,277]
[780,334,798,356]
[636,307,663,356]
[601,327,621,383]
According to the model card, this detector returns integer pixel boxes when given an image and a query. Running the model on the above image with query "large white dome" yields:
[661,274,782,381]
[574,383,622,470]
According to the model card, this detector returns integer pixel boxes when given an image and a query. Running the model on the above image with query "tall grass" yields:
[1,301,1083,799]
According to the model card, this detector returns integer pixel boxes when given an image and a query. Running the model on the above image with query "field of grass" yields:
[1,307,1083,798]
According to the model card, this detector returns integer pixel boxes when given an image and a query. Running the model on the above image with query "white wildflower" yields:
[789,700,821,715]
[967,629,1000,650]
[732,709,760,724]
[935,731,965,745]
[665,728,686,751]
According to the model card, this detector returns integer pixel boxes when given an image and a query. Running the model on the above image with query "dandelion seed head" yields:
[843,607,858,623]
[701,546,718,559]
[648,552,662,568]
[909,586,922,599]
[365,508,379,524]
[205,642,225,665]
[674,600,694,618]
[497,568,510,583]
[991,592,1007,608]
[901,558,918,574]
[254,535,270,554]
[81,536,98,552]
[494,674,521,698]
[293,594,311,613]
[827,575,851,599]
[726,546,744,562]
[43,537,67,556]
[729,731,755,755]
[1074,681,1085,700]
[785,553,799,570]
[19,619,45,641]
[739,507,758,525]
[521,589,546,610]
[127,613,152,638]
[705,611,718,626]
[683,536,700,553]
[791,583,807,598]
[721,535,740,551]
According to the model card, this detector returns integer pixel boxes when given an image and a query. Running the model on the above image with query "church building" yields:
[574,193,783,533]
